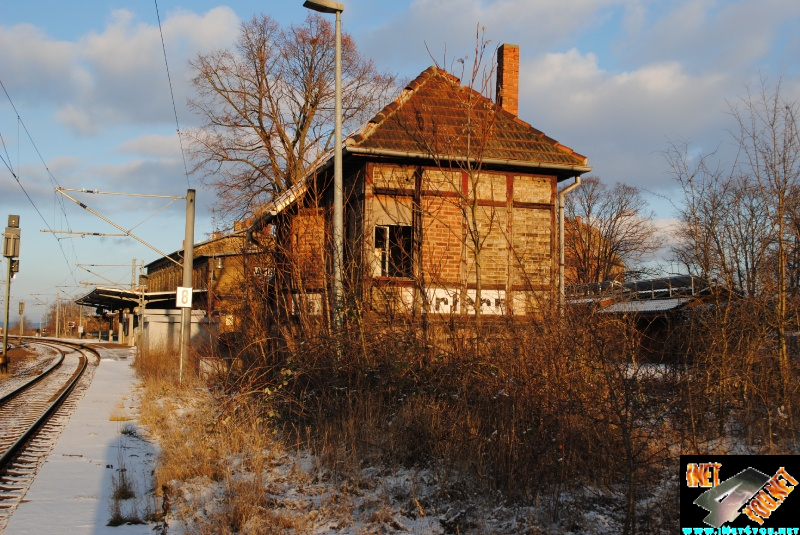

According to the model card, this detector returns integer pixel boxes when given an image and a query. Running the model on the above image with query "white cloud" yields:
[521,48,726,127]
[117,134,182,158]
[616,0,800,75]
[1,7,240,137]
[514,47,736,201]
[0,23,83,103]
[360,0,624,75]
[54,103,102,136]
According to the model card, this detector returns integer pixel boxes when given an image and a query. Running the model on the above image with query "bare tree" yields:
[666,78,800,445]
[564,176,663,285]
[434,33,500,322]
[187,13,397,220]
[666,141,773,297]
[731,79,800,422]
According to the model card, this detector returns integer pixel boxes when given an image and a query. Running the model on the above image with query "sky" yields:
[2,0,800,325]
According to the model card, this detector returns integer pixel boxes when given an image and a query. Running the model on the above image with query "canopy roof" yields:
[75,287,206,311]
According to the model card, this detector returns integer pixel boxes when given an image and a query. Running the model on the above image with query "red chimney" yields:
[496,43,519,116]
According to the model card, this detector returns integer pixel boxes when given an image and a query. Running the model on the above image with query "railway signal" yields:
[2,214,21,373]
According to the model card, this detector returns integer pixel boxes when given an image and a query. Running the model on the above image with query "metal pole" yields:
[302,1,344,331]
[19,301,24,337]
[1,259,11,371]
[55,296,60,338]
[138,259,145,351]
[2,214,20,371]
[332,9,343,330]
[139,272,145,351]
[180,189,196,383]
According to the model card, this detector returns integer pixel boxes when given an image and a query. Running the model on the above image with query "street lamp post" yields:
[303,0,344,330]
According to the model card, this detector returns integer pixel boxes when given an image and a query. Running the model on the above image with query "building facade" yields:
[250,44,592,320]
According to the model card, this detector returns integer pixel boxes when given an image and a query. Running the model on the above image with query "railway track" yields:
[0,339,100,528]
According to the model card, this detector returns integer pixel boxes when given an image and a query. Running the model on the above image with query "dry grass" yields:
[270,311,687,529]
[137,350,318,532]
[136,313,673,531]
[133,302,798,533]
[135,343,182,382]
[109,401,134,422]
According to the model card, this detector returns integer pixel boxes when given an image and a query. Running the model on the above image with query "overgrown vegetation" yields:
[134,294,799,533]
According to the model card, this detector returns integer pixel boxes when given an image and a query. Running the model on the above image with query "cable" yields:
[1,78,80,287]
[0,149,78,284]
[0,130,13,174]
[154,0,192,187]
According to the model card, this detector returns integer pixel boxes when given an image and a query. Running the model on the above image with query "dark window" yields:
[374,225,413,278]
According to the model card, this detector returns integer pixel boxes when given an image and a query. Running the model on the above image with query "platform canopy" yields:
[75,286,206,311]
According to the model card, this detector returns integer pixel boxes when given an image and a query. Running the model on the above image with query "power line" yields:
[56,188,184,267]
[0,78,80,287]
[154,0,192,187]
[0,151,79,287]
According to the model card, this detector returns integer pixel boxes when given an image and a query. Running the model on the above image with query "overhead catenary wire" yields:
[77,265,127,288]
[40,230,128,237]
[0,150,81,283]
[56,188,183,267]
[0,78,81,287]
[154,0,192,188]
[57,188,185,199]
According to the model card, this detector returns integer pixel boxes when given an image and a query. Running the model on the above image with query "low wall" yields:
[141,309,219,355]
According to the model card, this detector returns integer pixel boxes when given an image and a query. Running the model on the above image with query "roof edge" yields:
[344,146,592,175]
[348,66,459,147]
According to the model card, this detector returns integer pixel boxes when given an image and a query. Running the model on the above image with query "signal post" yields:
[2,215,21,373]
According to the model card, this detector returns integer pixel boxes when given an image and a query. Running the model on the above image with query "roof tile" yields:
[347,66,587,168]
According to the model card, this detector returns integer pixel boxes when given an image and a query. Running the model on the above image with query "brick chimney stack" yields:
[496,43,520,116]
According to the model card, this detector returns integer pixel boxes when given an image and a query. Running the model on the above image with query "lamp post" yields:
[303,0,344,330]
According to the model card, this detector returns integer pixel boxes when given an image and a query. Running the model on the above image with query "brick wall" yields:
[280,162,556,316]
[421,195,464,285]
[464,205,508,287]
[362,164,556,314]
[289,208,327,291]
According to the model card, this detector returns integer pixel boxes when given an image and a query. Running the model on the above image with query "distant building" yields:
[75,222,271,350]
[567,275,724,361]
[143,222,272,334]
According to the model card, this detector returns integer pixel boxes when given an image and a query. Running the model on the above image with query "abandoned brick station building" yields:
[247,43,592,320]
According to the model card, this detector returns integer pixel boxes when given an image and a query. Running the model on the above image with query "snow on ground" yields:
[4,344,157,535]
[3,343,631,534]
[0,342,61,397]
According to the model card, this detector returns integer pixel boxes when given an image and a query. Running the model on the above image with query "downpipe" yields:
[558,176,581,315]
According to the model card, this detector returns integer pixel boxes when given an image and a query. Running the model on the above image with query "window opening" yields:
[374,225,413,278]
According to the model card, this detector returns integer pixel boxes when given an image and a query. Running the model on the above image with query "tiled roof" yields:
[249,66,591,232]
[346,66,589,169]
